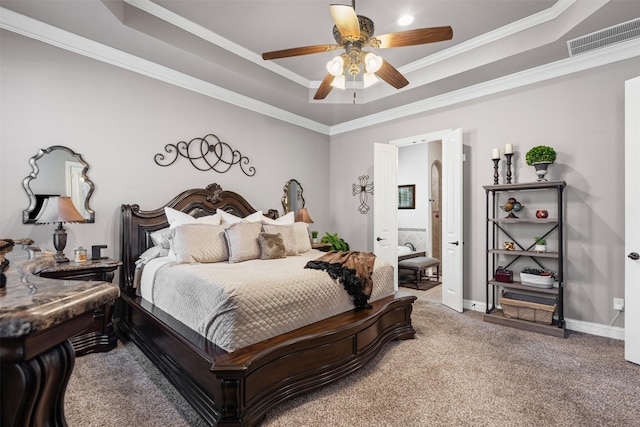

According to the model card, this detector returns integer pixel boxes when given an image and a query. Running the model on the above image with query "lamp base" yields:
[53,223,69,263]
[54,253,70,263]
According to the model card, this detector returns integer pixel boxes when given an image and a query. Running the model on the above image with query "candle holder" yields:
[505,153,514,184]
[492,158,500,185]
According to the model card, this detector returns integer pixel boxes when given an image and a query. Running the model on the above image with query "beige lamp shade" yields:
[295,208,314,224]
[35,196,86,224]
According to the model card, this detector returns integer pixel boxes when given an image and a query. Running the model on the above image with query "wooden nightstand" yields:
[38,258,122,356]
[312,242,333,252]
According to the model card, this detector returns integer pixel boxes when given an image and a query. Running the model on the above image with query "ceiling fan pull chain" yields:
[353,74,357,104]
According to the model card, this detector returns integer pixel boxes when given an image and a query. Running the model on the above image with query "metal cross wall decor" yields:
[154,133,256,176]
[352,175,374,214]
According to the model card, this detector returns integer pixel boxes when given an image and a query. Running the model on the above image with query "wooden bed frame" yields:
[117,183,416,426]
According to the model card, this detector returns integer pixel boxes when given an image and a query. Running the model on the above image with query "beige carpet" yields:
[66,287,640,426]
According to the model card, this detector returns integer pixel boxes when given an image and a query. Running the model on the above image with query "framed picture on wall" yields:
[398,184,415,209]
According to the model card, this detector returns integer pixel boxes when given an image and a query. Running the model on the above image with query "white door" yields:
[441,129,464,312]
[373,143,399,290]
[625,76,640,365]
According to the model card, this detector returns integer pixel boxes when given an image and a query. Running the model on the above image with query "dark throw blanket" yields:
[305,250,376,309]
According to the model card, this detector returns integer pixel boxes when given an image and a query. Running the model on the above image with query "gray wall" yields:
[2,28,638,330]
[330,56,640,327]
[0,31,330,269]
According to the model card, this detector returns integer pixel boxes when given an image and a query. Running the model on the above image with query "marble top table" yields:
[0,246,119,338]
[0,244,120,426]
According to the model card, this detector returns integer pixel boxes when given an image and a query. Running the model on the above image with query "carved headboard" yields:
[120,183,278,293]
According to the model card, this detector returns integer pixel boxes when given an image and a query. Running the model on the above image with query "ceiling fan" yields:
[261,1,453,101]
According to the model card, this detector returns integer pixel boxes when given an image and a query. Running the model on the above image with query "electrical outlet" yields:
[613,298,624,311]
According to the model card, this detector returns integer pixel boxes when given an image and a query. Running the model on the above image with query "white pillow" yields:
[261,224,298,256]
[136,246,170,266]
[293,222,312,253]
[219,210,263,225]
[171,224,228,264]
[150,227,171,249]
[165,207,221,229]
[261,211,295,225]
[224,222,262,263]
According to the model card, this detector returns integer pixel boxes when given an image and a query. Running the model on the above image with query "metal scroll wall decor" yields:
[352,175,374,214]
[154,133,256,176]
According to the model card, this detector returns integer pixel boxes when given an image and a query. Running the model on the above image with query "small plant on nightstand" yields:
[311,230,319,243]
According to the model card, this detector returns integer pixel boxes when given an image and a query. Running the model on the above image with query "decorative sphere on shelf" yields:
[536,210,549,218]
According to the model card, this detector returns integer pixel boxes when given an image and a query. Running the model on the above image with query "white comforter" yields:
[139,250,395,352]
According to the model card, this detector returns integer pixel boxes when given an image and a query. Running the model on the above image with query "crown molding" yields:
[0,7,330,135]
[124,0,311,88]
[400,0,578,75]
[329,37,640,135]
[2,6,638,137]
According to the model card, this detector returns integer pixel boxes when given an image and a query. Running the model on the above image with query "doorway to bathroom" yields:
[398,141,442,280]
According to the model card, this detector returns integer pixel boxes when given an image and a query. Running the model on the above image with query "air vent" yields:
[567,18,640,56]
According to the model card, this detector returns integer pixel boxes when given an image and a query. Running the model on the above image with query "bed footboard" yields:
[116,291,416,426]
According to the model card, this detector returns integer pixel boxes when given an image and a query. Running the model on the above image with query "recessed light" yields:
[398,15,414,26]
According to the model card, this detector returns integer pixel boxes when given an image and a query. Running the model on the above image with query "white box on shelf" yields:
[520,272,555,289]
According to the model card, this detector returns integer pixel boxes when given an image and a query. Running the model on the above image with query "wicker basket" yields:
[500,292,557,324]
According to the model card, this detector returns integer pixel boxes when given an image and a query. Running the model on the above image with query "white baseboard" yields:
[564,318,625,341]
[462,299,625,341]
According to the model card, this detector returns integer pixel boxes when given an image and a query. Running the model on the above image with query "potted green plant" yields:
[533,237,547,253]
[525,145,557,182]
[320,232,350,251]
[311,230,319,243]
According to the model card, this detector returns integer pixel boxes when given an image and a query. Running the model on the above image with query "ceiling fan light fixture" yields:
[330,74,346,90]
[326,56,344,76]
[364,52,382,73]
[363,72,379,88]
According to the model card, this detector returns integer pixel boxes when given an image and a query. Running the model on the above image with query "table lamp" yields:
[295,208,314,224]
[35,196,86,263]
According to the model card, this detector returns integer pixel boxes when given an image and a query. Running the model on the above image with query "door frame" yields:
[389,128,464,311]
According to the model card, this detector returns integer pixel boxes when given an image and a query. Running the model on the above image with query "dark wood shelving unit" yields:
[483,180,567,337]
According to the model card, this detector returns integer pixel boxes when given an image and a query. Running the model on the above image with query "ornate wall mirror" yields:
[22,145,95,224]
[281,179,305,215]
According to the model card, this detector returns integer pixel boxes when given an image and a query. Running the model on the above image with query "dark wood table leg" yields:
[1,340,75,427]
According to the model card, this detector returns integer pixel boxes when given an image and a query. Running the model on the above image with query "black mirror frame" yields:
[22,145,95,224]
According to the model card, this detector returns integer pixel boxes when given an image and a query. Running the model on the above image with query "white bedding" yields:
[139,249,395,352]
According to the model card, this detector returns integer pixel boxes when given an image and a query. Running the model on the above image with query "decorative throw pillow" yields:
[150,227,171,249]
[261,224,298,256]
[261,211,294,225]
[171,224,228,263]
[165,207,221,229]
[293,222,312,253]
[219,210,263,225]
[224,221,262,263]
[258,232,286,260]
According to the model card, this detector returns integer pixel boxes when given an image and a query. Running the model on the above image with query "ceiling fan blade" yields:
[313,73,335,100]
[262,44,338,60]
[372,26,453,49]
[329,4,360,39]
[375,60,409,89]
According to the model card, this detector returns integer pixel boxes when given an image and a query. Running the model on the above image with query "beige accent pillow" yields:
[171,224,228,263]
[219,210,264,225]
[224,222,262,263]
[261,224,298,256]
[293,222,312,253]
[258,232,286,260]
